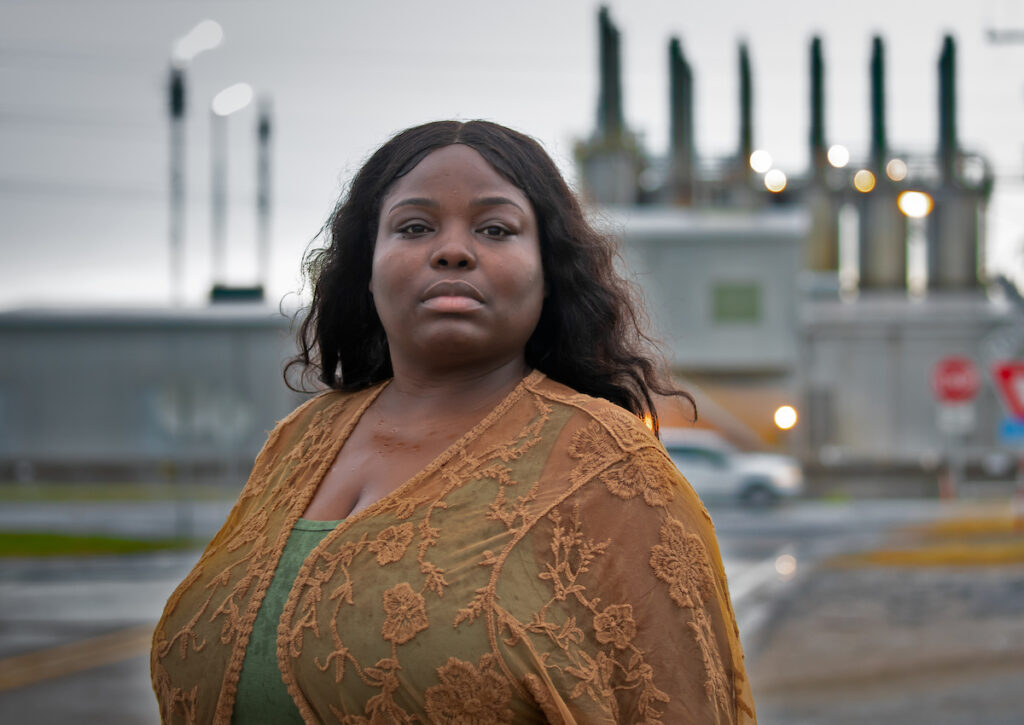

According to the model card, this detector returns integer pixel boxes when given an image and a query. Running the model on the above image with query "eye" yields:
[479,224,511,239]
[397,222,431,236]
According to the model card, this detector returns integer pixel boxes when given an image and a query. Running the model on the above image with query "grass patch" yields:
[0,531,200,557]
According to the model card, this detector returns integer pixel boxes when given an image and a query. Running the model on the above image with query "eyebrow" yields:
[386,196,526,214]
[387,198,439,214]
[470,196,525,212]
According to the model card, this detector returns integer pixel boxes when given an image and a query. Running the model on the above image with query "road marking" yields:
[0,623,154,691]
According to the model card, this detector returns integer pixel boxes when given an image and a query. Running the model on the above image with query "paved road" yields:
[0,499,236,540]
[0,498,983,723]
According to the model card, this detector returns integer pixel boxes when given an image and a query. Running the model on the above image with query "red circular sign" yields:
[932,356,979,402]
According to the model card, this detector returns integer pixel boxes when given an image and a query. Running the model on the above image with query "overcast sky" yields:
[3,0,1024,309]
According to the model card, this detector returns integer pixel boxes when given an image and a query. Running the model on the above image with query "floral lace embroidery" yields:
[380,582,430,645]
[508,507,670,722]
[649,516,731,715]
[691,607,732,715]
[567,421,624,485]
[368,523,414,565]
[152,662,199,724]
[151,391,360,723]
[424,654,514,724]
[155,376,750,723]
[649,517,714,609]
[599,448,673,508]
[593,604,637,650]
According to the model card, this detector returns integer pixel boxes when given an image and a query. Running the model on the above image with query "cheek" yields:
[368,248,396,295]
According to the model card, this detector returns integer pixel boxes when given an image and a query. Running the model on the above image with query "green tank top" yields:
[231,518,342,724]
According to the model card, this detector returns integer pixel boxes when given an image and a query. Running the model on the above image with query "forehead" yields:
[382,144,529,206]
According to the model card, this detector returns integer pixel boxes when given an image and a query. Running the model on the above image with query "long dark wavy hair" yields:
[286,120,693,434]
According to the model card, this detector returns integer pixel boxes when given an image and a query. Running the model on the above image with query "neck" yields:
[378,357,531,419]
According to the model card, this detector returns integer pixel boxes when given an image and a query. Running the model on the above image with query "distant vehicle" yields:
[660,428,804,506]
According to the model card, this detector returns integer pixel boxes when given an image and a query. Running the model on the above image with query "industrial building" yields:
[581,8,1022,489]
[0,306,304,482]
[2,7,1021,492]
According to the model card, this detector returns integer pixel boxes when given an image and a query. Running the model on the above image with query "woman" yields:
[151,121,756,724]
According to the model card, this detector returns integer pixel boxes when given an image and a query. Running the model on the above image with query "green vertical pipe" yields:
[938,35,956,181]
[870,36,887,170]
[810,36,825,171]
[739,42,752,163]
[597,6,623,139]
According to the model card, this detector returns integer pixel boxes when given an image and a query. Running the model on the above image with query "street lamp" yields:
[172,20,223,65]
[167,20,223,305]
[210,83,253,290]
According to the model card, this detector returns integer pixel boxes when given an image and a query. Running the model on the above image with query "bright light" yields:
[774,405,798,430]
[886,158,908,181]
[853,169,876,193]
[897,190,934,218]
[172,20,224,64]
[827,144,850,168]
[749,149,773,174]
[764,169,787,193]
[643,413,654,431]
[212,83,254,117]
[775,554,797,578]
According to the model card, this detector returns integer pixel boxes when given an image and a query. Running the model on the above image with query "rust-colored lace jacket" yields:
[151,371,756,723]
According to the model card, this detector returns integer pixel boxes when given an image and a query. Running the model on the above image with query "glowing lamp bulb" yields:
[764,169,787,193]
[774,405,798,430]
[897,190,934,218]
[749,149,773,173]
[853,169,876,193]
[886,158,908,181]
[827,144,850,168]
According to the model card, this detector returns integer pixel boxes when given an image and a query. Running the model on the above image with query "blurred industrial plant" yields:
[1,7,1022,497]
[577,8,1020,495]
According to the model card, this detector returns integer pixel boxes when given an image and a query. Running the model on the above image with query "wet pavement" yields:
[0,496,1021,723]
[750,563,1024,725]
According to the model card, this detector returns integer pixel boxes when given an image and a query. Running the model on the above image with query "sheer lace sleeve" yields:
[494,419,757,724]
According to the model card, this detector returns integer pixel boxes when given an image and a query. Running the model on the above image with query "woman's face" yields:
[370,144,545,375]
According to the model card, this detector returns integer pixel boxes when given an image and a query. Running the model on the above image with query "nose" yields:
[429,228,477,270]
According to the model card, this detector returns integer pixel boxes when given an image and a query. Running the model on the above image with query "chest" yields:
[305,412,476,519]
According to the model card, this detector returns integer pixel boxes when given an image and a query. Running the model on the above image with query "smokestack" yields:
[930,34,982,291]
[597,6,624,140]
[256,99,272,295]
[669,37,695,202]
[809,36,826,178]
[738,42,753,170]
[577,6,637,205]
[805,36,840,272]
[938,35,957,181]
[168,67,186,305]
[870,36,887,171]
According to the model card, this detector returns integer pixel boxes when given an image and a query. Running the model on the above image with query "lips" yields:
[421,280,485,304]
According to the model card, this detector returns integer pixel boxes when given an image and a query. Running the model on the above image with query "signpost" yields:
[992,361,1024,526]
[932,356,979,498]
[932,355,980,404]
[993,361,1024,420]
